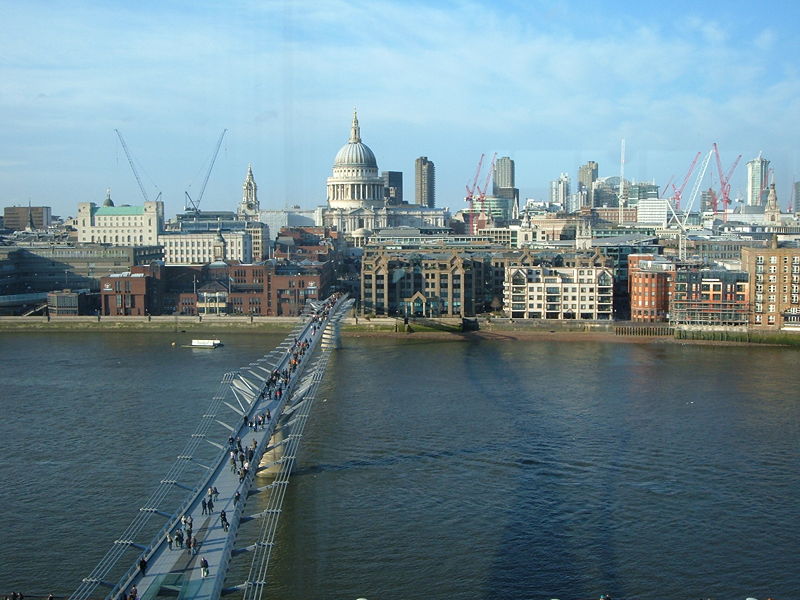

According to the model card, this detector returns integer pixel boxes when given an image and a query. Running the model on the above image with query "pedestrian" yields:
[202,498,208,515]
[191,537,199,555]
[220,510,229,532]
[129,585,138,600]
[200,556,209,578]
[185,534,193,554]
[212,486,219,500]
[175,529,183,548]
[234,491,240,505]
[166,531,173,550]
[207,497,214,513]
[138,557,147,575]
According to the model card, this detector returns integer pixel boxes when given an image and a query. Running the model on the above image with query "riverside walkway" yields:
[69,294,352,600]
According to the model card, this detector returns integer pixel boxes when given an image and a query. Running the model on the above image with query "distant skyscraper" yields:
[550,173,570,207]
[794,181,800,213]
[493,156,515,191]
[746,154,770,206]
[382,171,403,205]
[492,156,519,207]
[415,157,435,208]
[578,161,598,207]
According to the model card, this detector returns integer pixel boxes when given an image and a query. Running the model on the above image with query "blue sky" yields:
[2,0,800,218]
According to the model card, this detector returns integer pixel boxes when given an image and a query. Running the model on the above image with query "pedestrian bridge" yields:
[69,294,353,600]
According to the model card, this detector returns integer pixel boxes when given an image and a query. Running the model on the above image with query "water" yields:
[1,332,798,600]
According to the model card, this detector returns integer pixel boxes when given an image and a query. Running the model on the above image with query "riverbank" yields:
[1,315,798,346]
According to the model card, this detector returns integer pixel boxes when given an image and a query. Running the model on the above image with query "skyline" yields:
[2,0,800,218]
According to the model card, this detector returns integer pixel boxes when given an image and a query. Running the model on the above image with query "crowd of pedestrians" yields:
[123,295,342,599]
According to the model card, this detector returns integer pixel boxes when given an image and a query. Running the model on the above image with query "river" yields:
[1,331,798,600]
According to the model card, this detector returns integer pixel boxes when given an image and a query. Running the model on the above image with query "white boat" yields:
[189,339,223,348]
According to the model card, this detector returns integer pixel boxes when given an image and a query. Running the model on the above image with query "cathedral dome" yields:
[333,111,377,168]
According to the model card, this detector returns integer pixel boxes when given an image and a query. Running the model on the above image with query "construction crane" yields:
[464,154,484,234]
[712,143,741,222]
[670,151,701,213]
[185,129,228,213]
[476,152,497,212]
[617,139,625,225]
[114,129,161,203]
[668,149,713,259]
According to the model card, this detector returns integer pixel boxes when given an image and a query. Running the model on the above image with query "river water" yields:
[0,331,798,600]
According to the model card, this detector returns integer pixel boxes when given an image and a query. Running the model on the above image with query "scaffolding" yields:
[670,297,750,326]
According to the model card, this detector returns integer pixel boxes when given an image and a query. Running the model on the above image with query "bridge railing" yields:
[70,295,347,600]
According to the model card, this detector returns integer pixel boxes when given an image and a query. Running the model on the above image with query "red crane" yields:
[671,152,701,213]
[476,152,498,209]
[465,154,485,234]
[712,143,741,222]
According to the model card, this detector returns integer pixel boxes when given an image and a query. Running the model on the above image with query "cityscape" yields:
[2,108,800,338]
[2,3,800,600]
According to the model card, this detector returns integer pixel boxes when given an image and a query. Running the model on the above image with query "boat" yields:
[187,339,224,348]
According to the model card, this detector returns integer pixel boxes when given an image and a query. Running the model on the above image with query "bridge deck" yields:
[105,296,346,600]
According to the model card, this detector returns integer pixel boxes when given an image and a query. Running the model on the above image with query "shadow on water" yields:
[459,340,618,600]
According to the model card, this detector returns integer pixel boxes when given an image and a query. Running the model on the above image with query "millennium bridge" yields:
[69,294,353,600]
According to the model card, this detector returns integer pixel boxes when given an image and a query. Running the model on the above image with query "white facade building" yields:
[77,192,163,245]
[637,197,669,226]
[504,265,614,320]
[158,230,252,265]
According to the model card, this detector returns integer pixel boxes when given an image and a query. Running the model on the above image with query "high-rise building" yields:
[493,156,515,190]
[415,157,435,208]
[578,161,598,207]
[550,173,570,207]
[382,171,403,205]
[746,154,770,206]
[793,181,800,213]
[492,156,519,205]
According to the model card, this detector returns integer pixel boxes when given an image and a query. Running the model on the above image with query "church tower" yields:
[238,164,259,220]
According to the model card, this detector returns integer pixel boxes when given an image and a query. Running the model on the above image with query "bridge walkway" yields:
[73,295,348,600]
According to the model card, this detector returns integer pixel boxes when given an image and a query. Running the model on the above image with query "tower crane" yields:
[476,152,498,212]
[185,129,228,213]
[668,149,713,260]
[670,151,701,213]
[114,129,161,203]
[464,154,484,234]
[712,143,741,222]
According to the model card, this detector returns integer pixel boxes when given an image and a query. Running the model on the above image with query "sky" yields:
[2,0,800,218]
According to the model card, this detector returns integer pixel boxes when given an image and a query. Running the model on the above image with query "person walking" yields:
[220,509,229,532]
[207,497,214,513]
[138,557,147,575]
[234,491,241,505]
[191,537,199,555]
[166,531,173,550]
[201,498,208,515]
[212,486,219,501]
[200,556,209,578]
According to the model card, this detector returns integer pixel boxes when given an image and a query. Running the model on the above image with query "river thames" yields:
[1,330,798,600]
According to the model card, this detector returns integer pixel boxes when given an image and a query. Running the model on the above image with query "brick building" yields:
[741,240,800,329]
[628,254,676,322]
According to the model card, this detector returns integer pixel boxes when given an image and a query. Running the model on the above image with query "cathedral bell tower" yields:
[238,164,259,220]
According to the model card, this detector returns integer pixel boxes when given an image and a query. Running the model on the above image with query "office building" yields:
[4,206,52,231]
[550,173,570,208]
[77,191,164,245]
[578,161,598,207]
[415,157,435,208]
[746,154,770,206]
[382,171,403,205]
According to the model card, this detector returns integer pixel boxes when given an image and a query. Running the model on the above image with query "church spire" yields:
[349,109,361,143]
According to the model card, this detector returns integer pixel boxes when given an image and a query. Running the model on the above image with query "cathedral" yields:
[322,111,447,234]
